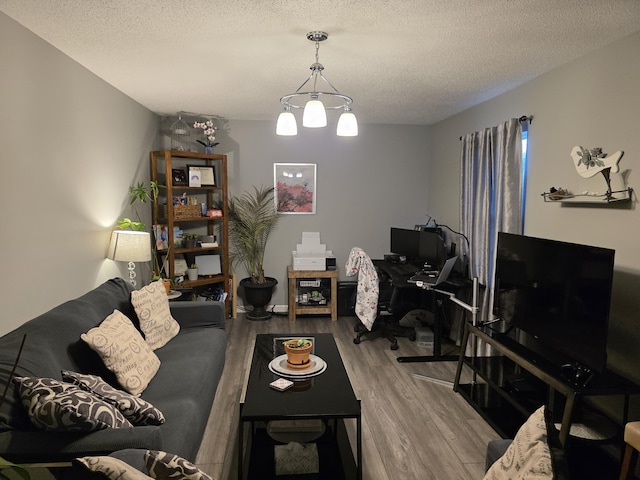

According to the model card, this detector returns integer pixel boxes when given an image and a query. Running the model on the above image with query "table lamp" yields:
[107,230,152,286]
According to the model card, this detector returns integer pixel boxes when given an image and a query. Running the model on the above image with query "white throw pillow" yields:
[75,456,152,480]
[131,280,180,350]
[483,406,553,480]
[81,310,161,396]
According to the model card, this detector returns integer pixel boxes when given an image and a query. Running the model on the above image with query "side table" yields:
[287,266,338,321]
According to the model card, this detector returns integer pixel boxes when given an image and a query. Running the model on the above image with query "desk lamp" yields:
[107,230,151,286]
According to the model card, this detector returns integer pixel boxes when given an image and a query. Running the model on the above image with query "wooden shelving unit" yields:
[150,150,229,314]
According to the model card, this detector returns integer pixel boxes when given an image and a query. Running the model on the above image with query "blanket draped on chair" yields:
[345,247,379,331]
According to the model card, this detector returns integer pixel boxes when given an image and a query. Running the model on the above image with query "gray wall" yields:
[216,120,431,309]
[428,32,640,395]
[0,13,160,335]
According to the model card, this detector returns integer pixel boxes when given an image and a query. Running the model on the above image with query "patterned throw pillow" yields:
[131,280,180,350]
[13,376,132,431]
[81,310,161,396]
[483,406,555,480]
[62,370,165,426]
[144,450,212,480]
[74,456,152,480]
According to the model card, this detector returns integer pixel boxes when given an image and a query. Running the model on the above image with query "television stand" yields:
[454,322,640,448]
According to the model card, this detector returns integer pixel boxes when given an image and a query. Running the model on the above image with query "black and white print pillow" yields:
[13,376,132,431]
[62,370,165,426]
[144,450,212,480]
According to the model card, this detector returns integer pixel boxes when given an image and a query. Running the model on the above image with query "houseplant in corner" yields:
[116,181,169,289]
[226,186,280,320]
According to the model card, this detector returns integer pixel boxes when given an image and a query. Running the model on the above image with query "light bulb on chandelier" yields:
[277,31,358,136]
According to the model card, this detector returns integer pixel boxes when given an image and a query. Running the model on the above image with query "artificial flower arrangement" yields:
[193,120,219,148]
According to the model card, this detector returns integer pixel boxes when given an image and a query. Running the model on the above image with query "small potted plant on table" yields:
[283,338,313,368]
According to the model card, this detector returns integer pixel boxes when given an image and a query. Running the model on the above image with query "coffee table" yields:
[238,333,362,480]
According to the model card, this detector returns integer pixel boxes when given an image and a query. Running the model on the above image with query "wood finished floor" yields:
[194,313,499,479]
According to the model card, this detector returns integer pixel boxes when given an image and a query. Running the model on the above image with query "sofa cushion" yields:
[144,450,212,480]
[483,405,568,480]
[62,370,164,426]
[74,455,152,480]
[81,310,161,396]
[13,376,132,432]
[131,280,180,350]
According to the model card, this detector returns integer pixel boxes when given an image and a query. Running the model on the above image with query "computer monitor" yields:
[390,228,446,268]
[418,231,446,269]
[390,227,421,259]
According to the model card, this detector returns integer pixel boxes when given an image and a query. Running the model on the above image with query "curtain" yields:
[460,118,524,348]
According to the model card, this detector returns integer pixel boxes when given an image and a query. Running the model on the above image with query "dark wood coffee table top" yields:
[241,333,360,420]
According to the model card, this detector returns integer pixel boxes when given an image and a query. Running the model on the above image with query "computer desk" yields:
[373,259,470,363]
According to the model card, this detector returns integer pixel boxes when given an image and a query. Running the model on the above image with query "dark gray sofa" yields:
[0,278,227,463]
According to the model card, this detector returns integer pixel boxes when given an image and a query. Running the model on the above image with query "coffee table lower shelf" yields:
[239,416,358,480]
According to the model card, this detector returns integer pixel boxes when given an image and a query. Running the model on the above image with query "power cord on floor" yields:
[269,305,289,317]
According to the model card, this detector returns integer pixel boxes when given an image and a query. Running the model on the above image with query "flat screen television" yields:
[390,227,446,268]
[493,232,615,373]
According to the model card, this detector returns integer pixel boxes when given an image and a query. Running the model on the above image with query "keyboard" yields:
[387,263,420,276]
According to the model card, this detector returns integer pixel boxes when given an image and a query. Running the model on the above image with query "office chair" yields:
[346,247,416,350]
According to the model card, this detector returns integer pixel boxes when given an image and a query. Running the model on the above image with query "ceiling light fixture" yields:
[277,31,358,137]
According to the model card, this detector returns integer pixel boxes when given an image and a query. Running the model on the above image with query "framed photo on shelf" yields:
[273,163,316,214]
[172,168,187,186]
[187,165,215,186]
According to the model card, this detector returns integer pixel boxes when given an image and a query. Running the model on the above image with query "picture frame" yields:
[172,168,187,186]
[274,163,317,214]
[187,165,215,186]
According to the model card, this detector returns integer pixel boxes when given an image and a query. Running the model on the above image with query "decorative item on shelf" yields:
[187,263,199,281]
[276,31,358,137]
[170,114,191,151]
[283,339,313,368]
[182,233,199,249]
[193,119,219,153]
[571,146,624,201]
[172,168,187,186]
[546,187,572,201]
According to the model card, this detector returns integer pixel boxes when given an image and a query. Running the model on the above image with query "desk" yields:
[287,266,338,321]
[373,259,469,363]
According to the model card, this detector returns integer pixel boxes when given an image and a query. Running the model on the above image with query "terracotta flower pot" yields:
[283,340,312,368]
[163,279,171,295]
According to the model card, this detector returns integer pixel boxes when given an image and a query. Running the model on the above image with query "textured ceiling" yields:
[2,1,640,125]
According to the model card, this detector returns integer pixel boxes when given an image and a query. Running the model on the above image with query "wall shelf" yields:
[541,187,633,205]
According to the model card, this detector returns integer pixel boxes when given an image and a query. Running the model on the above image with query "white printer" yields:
[292,232,334,271]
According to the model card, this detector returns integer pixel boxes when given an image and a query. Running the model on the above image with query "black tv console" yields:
[454,323,640,466]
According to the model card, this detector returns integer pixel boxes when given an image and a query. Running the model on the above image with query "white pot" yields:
[187,268,198,281]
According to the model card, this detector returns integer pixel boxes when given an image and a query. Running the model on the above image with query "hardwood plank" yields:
[195,313,498,479]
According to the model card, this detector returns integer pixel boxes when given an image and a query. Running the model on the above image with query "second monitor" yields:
[390,227,446,268]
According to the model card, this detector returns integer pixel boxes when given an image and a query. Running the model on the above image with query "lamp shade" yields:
[107,231,151,262]
[276,111,298,136]
[303,99,327,127]
[337,111,358,136]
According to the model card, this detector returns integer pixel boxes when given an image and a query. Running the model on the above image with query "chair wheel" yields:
[391,342,398,351]
[410,333,417,341]
[353,337,361,345]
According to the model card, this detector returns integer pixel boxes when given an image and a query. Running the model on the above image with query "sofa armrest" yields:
[0,427,163,464]
[169,301,225,330]
[485,439,512,472]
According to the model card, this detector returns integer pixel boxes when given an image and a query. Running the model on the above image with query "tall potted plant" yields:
[227,186,280,320]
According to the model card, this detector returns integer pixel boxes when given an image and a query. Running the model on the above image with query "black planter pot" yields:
[239,277,278,320]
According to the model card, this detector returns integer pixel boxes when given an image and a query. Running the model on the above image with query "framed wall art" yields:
[274,163,317,214]
[187,165,215,186]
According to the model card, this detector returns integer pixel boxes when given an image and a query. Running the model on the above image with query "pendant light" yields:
[277,31,358,136]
